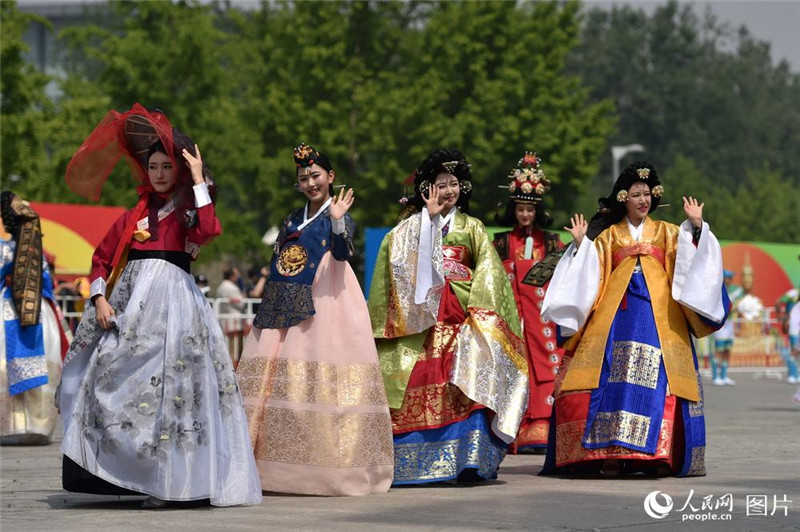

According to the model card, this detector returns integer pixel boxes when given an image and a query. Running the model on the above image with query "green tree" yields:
[8,0,615,263]
[713,167,800,243]
[56,0,262,261]
[236,0,614,231]
[0,0,53,192]
[411,0,615,224]
[568,0,800,241]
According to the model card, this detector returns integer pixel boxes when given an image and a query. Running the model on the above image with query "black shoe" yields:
[141,496,169,509]
[456,468,486,484]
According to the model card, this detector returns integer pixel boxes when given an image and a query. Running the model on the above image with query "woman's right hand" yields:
[565,213,588,249]
[423,185,444,218]
[94,295,116,330]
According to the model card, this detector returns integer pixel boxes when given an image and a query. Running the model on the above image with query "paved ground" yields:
[2,369,799,532]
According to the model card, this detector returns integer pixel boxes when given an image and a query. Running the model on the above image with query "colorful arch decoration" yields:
[30,202,126,280]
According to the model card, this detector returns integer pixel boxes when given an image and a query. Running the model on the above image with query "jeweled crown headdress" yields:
[503,151,550,203]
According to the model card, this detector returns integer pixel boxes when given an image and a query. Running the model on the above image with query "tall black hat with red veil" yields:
[66,103,175,201]
[65,103,214,201]
[64,103,214,293]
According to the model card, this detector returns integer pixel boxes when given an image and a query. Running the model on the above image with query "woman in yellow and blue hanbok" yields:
[542,162,730,477]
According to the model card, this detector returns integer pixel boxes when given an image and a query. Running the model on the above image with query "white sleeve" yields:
[541,240,600,337]
[90,277,107,299]
[193,182,212,208]
[414,212,444,305]
[331,216,345,235]
[672,220,725,323]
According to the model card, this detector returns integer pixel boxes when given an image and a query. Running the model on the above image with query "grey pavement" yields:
[2,369,799,532]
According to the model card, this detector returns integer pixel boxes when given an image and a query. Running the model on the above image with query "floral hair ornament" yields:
[459,180,473,193]
[294,143,315,167]
[651,184,665,198]
[418,180,431,196]
[616,189,629,202]
[293,142,333,174]
[636,168,651,179]
[504,151,551,204]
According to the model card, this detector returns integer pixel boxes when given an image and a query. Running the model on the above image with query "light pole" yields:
[611,144,645,182]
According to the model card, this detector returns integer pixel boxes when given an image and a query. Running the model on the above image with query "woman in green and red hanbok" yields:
[492,152,564,454]
[368,148,529,484]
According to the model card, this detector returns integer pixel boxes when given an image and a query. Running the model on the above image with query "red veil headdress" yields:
[65,103,177,201]
[65,104,180,294]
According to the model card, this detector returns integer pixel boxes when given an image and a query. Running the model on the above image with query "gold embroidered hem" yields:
[393,428,501,483]
[555,417,673,467]
[246,406,394,469]
[685,445,706,477]
[391,383,477,433]
[237,357,388,407]
[513,419,550,448]
[584,410,652,448]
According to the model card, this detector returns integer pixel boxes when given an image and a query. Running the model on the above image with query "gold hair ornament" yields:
[442,161,459,173]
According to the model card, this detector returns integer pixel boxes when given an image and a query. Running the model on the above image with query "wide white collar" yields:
[298,197,333,231]
[626,217,644,242]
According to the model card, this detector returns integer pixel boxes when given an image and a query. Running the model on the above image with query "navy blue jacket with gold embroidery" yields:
[253,206,355,329]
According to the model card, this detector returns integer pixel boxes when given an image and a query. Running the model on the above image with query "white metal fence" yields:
[53,296,794,368]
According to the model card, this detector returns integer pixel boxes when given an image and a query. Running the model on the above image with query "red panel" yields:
[30,202,125,247]
[721,243,792,305]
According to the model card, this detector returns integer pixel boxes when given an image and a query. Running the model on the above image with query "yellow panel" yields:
[40,219,95,275]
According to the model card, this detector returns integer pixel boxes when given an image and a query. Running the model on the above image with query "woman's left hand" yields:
[182,144,205,185]
[683,196,704,228]
[329,187,354,220]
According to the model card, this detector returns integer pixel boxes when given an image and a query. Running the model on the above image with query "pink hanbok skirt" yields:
[236,251,394,496]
